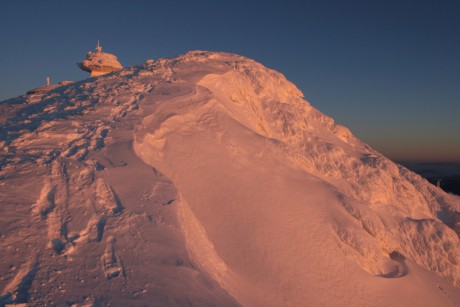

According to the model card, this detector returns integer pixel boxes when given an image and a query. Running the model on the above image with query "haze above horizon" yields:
[0,0,458,162]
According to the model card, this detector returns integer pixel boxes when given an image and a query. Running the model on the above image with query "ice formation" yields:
[77,41,123,77]
[0,51,459,306]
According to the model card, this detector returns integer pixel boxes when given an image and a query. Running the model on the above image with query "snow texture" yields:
[0,51,459,306]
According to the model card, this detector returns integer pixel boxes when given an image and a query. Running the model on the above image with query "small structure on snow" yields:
[26,77,73,95]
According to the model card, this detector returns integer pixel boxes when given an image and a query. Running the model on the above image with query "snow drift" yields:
[0,51,459,306]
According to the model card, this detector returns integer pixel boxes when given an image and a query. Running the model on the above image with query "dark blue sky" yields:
[1,0,459,162]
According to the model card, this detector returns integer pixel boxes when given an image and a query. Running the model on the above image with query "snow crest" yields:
[134,51,460,305]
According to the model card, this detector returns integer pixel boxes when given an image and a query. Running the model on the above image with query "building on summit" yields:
[78,41,123,77]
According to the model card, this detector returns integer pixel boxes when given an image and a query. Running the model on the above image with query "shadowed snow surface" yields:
[1,51,459,306]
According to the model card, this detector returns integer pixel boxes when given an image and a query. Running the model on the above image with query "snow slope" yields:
[0,51,459,306]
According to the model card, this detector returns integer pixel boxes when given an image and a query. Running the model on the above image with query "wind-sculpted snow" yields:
[0,51,459,306]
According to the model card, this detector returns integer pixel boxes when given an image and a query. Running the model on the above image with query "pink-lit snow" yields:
[0,51,459,306]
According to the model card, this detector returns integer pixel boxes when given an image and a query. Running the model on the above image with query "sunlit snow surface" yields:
[0,51,459,306]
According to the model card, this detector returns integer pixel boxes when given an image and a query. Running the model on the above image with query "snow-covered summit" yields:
[0,51,459,306]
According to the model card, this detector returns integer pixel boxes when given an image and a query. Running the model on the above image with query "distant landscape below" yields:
[399,162,460,196]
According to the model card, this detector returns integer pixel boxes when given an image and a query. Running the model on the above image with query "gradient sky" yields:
[1,0,459,162]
